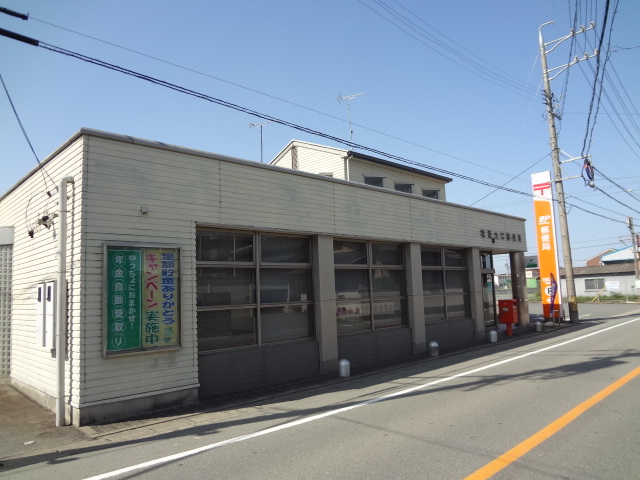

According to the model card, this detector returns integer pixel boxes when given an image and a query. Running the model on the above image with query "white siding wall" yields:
[80,136,200,406]
[0,138,84,402]
[1,130,527,412]
[348,158,448,200]
[296,144,346,179]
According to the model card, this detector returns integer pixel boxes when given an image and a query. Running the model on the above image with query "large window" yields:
[196,230,313,351]
[334,240,406,333]
[584,278,605,291]
[422,247,470,322]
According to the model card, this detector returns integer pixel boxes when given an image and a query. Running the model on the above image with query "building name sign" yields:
[479,229,523,242]
[105,245,180,354]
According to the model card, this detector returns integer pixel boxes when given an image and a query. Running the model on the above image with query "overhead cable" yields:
[0,28,631,225]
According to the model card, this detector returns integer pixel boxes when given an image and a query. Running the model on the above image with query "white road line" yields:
[85,317,640,480]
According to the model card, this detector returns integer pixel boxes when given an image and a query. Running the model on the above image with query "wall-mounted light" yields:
[140,206,149,215]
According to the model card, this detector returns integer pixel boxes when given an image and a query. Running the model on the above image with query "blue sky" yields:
[1,1,639,270]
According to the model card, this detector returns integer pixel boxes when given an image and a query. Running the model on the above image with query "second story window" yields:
[395,183,413,194]
[422,189,440,199]
[364,176,384,187]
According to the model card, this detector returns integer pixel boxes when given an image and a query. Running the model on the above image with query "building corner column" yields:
[405,243,426,354]
[468,248,485,341]
[313,235,338,374]
[510,251,529,326]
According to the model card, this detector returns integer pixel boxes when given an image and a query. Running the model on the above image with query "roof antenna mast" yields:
[337,92,366,143]
[249,120,273,163]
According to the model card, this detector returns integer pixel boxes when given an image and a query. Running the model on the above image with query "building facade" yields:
[0,129,528,425]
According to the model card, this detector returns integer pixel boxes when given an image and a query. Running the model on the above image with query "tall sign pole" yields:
[532,172,562,322]
[538,21,597,324]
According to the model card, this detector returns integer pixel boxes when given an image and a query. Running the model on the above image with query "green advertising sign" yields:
[106,249,142,351]
[106,246,180,354]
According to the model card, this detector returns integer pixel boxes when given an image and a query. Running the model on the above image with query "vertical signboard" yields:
[532,172,561,320]
[106,246,180,354]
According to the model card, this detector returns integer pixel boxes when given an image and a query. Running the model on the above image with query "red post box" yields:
[497,299,518,337]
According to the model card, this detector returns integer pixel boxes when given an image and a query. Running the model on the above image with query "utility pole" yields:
[249,121,273,163]
[628,217,640,303]
[539,21,597,324]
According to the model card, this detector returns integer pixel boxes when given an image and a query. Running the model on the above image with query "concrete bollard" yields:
[338,359,350,378]
[489,330,498,343]
[536,321,542,332]
[428,341,439,357]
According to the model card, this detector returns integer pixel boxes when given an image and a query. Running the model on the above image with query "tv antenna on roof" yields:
[337,92,366,143]
[249,120,273,163]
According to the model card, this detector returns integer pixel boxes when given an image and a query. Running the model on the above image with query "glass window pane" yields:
[444,249,467,267]
[424,295,445,323]
[336,301,372,333]
[446,294,470,319]
[334,241,367,265]
[335,269,370,299]
[445,270,469,294]
[373,298,406,328]
[261,236,310,263]
[196,267,255,306]
[480,253,493,269]
[196,231,253,262]
[372,269,405,297]
[364,177,384,187]
[260,268,312,303]
[421,247,442,266]
[395,184,412,193]
[197,308,257,350]
[372,243,403,265]
[261,305,314,343]
[422,270,444,294]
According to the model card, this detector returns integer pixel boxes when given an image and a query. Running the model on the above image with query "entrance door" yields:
[482,272,496,326]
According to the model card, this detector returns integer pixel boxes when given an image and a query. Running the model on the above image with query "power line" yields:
[0,27,632,227]
[21,16,532,183]
[0,71,55,191]
[358,0,539,101]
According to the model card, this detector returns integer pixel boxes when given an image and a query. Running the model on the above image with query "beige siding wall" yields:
[348,158,448,200]
[0,138,84,402]
[296,143,346,179]
[1,130,526,413]
[80,136,200,406]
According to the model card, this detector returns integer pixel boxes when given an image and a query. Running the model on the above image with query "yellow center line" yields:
[464,365,640,480]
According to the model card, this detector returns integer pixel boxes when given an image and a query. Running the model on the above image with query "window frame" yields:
[364,176,385,187]
[196,229,314,351]
[584,277,605,291]
[334,240,407,334]
[394,183,413,194]
[421,246,471,323]
[422,189,440,199]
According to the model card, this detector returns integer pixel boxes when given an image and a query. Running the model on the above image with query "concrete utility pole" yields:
[628,217,640,303]
[539,21,597,324]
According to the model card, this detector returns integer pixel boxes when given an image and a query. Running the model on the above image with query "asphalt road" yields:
[2,303,639,480]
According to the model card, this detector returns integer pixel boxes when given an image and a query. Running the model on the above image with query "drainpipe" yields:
[56,176,74,427]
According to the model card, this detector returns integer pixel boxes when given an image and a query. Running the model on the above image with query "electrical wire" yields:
[595,167,640,203]
[24,16,530,183]
[0,71,56,192]
[0,28,632,227]
[469,154,549,206]
[358,0,539,101]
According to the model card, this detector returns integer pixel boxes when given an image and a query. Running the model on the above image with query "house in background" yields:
[585,248,615,266]
[271,140,451,200]
[561,245,639,298]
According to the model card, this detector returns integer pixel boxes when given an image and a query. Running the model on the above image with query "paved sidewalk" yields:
[0,313,566,471]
